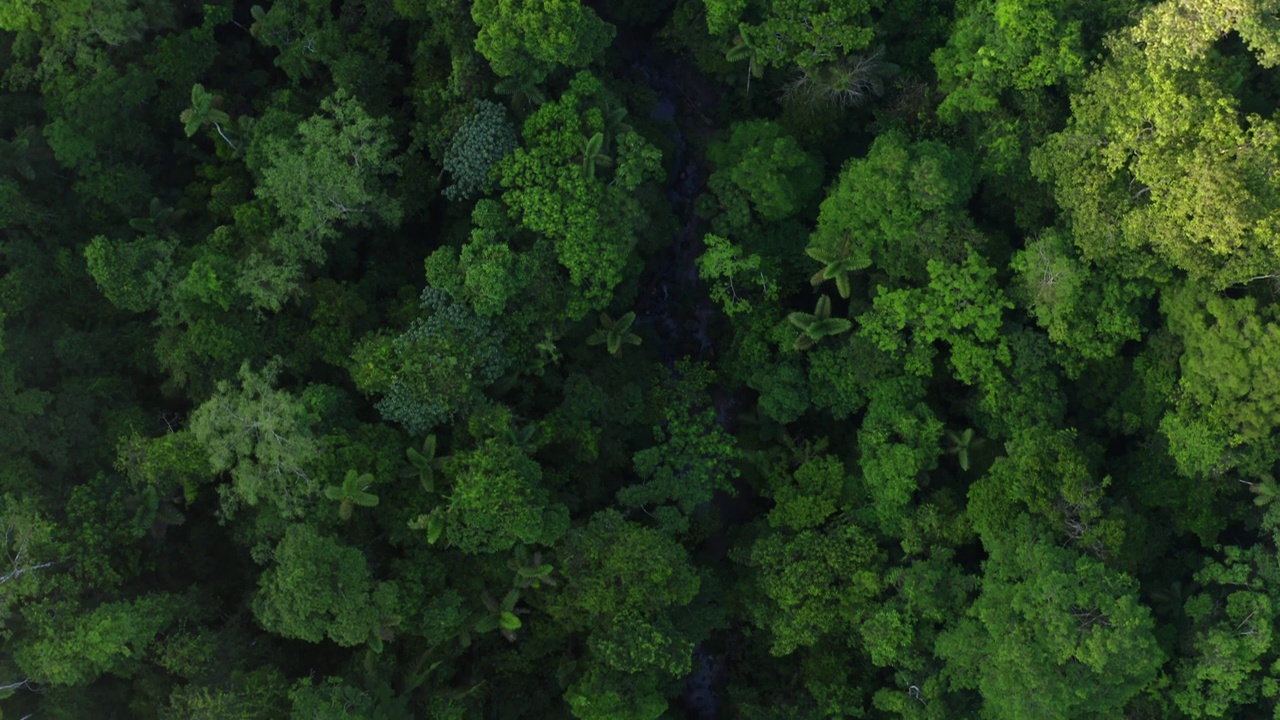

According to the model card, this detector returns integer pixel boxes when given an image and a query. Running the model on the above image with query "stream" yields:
[609,27,742,720]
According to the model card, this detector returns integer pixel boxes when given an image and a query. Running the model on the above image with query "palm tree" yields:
[129,197,183,238]
[943,428,981,472]
[507,422,538,455]
[508,546,557,590]
[725,23,766,93]
[403,433,448,493]
[806,235,863,299]
[0,126,39,181]
[578,132,614,180]
[1250,473,1279,506]
[324,469,379,520]
[781,47,900,111]
[494,73,547,116]
[599,98,633,149]
[476,589,525,643]
[180,83,237,149]
[787,295,853,350]
[587,311,642,356]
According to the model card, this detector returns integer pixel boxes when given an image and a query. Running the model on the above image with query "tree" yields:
[1171,546,1278,718]
[702,0,879,70]
[188,360,323,518]
[471,0,615,84]
[936,518,1163,720]
[84,233,176,313]
[787,294,853,351]
[859,248,1013,389]
[967,425,1124,556]
[764,450,848,531]
[737,513,885,656]
[0,494,59,631]
[350,288,508,436]
[255,88,403,249]
[440,437,570,554]
[442,100,518,202]
[181,83,236,149]
[324,469,379,521]
[586,311,641,356]
[806,233,862,299]
[247,0,333,82]
[780,47,899,111]
[549,509,703,719]
[253,524,399,648]
[495,72,663,317]
[808,131,978,282]
[1031,0,1280,287]
[706,120,822,225]
[930,0,1138,181]
[698,233,781,317]
[14,594,181,686]
[857,375,943,535]
[1160,282,1280,477]
[1009,228,1152,361]
[621,362,740,534]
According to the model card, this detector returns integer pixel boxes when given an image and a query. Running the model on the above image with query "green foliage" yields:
[188,360,323,518]
[247,0,333,82]
[84,233,175,313]
[12,0,1280,716]
[1010,228,1151,360]
[256,88,403,246]
[495,72,663,316]
[552,509,702,717]
[860,248,1013,387]
[323,469,379,521]
[699,233,781,317]
[586,311,642,356]
[1170,546,1278,718]
[1032,0,1280,286]
[15,594,181,686]
[180,83,234,147]
[857,375,943,535]
[967,425,1124,555]
[441,437,570,553]
[352,288,507,435]
[780,47,900,111]
[621,363,740,533]
[738,514,884,655]
[472,0,615,83]
[253,524,399,647]
[702,0,879,70]
[706,120,822,224]
[937,518,1163,720]
[1161,283,1280,476]
[765,451,848,531]
[442,100,518,201]
[787,294,853,351]
[808,131,978,282]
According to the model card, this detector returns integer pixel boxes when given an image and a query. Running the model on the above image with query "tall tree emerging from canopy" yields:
[937,518,1163,720]
[350,288,508,436]
[188,360,323,518]
[494,72,663,318]
[253,88,403,287]
[252,524,399,648]
[1032,0,1280,287]
[471,0,615,84]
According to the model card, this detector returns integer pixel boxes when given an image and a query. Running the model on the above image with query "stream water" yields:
[610,32,739,720]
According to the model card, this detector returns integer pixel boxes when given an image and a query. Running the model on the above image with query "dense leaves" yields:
[8,0,1280,717]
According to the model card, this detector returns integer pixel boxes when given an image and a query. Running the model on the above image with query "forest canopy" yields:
[4,0,1280,718]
